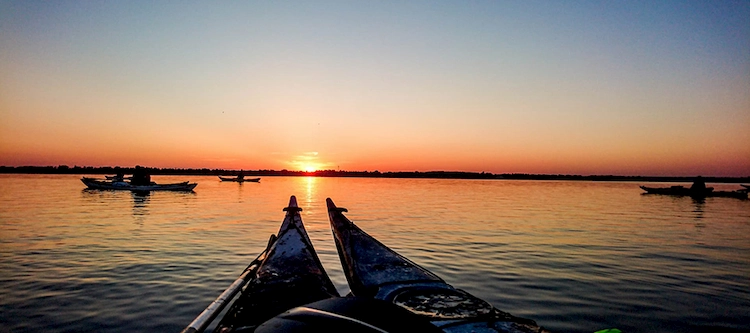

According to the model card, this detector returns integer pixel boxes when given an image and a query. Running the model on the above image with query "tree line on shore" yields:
[1,165,748,183]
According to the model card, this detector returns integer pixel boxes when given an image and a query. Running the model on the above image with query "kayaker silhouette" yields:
[113,172,125,182]
[131,166,151,185]
[690,176,706,192]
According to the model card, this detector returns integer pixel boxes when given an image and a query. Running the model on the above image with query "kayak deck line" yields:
[182,252,267,333]
[255,297,444,333]
[282,306,392,333]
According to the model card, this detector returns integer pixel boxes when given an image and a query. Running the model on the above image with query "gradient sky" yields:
[1,1,748,176]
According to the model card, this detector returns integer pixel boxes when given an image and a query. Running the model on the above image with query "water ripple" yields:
[0,176,748,332]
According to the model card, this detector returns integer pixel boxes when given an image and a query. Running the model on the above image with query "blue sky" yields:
[1,1,748,176]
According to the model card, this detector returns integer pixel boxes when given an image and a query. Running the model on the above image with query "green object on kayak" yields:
[594,329,622,333]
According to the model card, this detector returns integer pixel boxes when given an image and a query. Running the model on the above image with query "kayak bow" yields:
[186,196,339,333]
[326,198,549,333]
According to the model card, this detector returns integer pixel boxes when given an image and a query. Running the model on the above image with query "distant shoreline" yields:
[1,165,748,183]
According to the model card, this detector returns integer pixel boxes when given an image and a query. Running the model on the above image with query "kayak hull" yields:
[219,176,260,183]
[640,185,747,199]
[326,198,549,333]
[212,196,339,332]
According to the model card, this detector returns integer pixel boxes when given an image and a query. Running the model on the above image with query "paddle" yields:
[181,234,277,333]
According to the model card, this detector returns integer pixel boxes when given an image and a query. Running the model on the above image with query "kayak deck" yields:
[212,196,339,332]
[326,198,548,333]
[326,201,442,299]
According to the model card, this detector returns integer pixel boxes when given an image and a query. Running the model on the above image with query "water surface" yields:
[1,175,749,332]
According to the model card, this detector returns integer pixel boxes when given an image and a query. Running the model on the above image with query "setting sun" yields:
[289,152,333,173]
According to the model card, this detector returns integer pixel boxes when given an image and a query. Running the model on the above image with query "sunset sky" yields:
[1,1,748,176]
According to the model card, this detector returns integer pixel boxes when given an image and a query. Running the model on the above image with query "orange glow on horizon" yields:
[2,133,748,177]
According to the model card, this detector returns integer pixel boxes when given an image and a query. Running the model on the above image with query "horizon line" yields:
[1,165,748,180]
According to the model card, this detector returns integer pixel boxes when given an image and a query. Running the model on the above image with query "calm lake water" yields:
[1,174,749,333]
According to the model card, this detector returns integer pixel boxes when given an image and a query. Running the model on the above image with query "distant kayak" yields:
[640,185,747,199]
[219,176,260,183]
[81,177,197,192]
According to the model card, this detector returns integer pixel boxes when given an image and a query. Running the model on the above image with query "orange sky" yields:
[1,2,749,177]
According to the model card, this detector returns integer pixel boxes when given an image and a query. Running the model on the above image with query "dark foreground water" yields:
[1,174,749,333]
